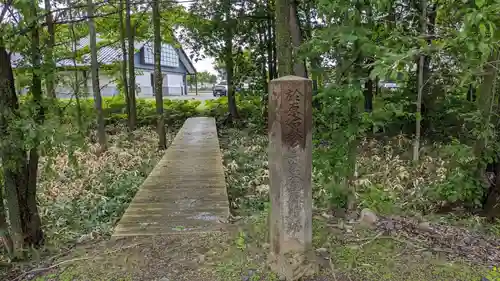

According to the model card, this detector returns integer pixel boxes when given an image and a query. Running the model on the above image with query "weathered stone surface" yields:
[113,117,229,237]
[359,208,378,226]
[417,221,433,232]
[315,248,328,254]
[268,76,315,280]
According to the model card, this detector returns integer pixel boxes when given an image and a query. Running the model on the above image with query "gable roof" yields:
[178,47,196,75]
[11,36,196,75]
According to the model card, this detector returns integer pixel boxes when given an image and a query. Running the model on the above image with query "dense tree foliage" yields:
[186,70,217,89]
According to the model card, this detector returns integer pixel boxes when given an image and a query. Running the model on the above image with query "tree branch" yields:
[0,0,13,24]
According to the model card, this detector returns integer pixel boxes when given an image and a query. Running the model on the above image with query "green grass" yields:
[210,212,489,281]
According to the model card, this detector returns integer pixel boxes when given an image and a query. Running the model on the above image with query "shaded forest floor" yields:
[3,213,497,281]
[2,126,500,280]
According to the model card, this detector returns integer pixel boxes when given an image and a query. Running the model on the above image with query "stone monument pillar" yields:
[268,76,315,280]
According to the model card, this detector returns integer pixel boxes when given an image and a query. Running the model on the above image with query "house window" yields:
[143,43,179,68]
[144,45,154,65]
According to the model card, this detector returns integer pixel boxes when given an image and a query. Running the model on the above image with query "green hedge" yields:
[59,95,264,129]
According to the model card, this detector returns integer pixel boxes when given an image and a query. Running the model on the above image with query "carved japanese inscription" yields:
[282,88,305,148]
[268,76,315,280]
[285,153,302,236]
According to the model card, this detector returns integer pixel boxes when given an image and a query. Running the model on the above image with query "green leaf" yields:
[489,22,495,38]
[478,42,490,57]
[466,41,475,52]
[343,33,358,42]
[479,23,486,36]
[476,0,485,8]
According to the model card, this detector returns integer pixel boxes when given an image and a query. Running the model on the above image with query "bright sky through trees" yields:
[179,0,216,74]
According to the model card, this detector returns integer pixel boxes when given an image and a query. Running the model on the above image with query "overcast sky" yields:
[185,50,216,74]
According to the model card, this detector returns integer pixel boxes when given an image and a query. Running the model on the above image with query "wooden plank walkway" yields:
[113,117,229,237]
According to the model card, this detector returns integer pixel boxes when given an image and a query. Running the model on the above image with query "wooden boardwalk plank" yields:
[112,117,229,237]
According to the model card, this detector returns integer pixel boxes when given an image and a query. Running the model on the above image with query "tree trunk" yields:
[484,161,500,219]
[87,0,107,151]
[467,84,476,102]
[126,0,137,130]
[119,0,131,130]
[304,3,321,87]
[363,2,374,113]
[289,0,306,77]
[24,3,44,246]
[271,3,278,80]
[224,0,238,119]
[413,56,425,163]
[275,0,292,76]
[153,0,166,149]
[258,22,268,91]
[44,0,56,99]
[195,74,198,95]
[3,169,24,254]
[364,78,373,112]
[484,78,500,219]
[474,58,499,157]
[266,0,275,80]
[413,0,427,162]
[476,51,500,216]
[421,2,437,135]
[0,44,24,254]
[260,20,269,121]
[0,185,13,256]
[68,0,83,131]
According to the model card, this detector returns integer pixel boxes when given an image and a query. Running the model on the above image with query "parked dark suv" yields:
[212,81,228,97]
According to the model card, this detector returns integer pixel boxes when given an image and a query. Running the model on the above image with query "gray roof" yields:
[11,36,196,75]
[178,47,196,75]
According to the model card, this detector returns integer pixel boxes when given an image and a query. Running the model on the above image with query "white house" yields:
[11,36,197,98]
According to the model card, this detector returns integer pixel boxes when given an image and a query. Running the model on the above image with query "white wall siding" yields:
[166,73,183,95]
[136,70,153,96]
[137,71,185,96]
[96,73,119,97]
[54,71,119,98]
[53,71,89,98]
[40,69,185,98]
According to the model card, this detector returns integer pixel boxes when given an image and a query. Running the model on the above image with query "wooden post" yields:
[195,74,198,96]
[268,75,316,280]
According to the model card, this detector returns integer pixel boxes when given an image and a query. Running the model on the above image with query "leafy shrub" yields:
[423,142,484,210]
[371,89,413,134]
[58,95,263,130]
[312,85,366,209]
[236,96,266,132]
[485,266,500,281]
[358,184,398,214]
[202,97,229,122]
[322,181,350,210]
[425,90,479,143]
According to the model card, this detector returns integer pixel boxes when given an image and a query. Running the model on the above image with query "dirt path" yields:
[4,214,496,281]
[7,233,231,281]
